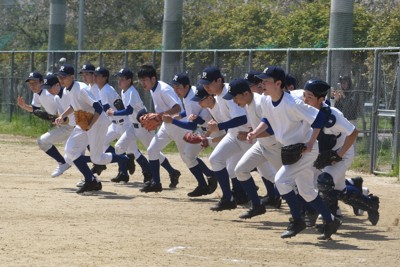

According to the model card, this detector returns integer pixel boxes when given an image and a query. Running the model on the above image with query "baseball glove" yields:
[281,143,306,165]
[74,110,94,131]
[33,110,57,122]
[313,150,342,169]
[140,113,162,131]
[113,98,125,111]
[183,132,209,147]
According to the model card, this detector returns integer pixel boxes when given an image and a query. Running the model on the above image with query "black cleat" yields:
[239,204,266,219]
[111,172,129,183]
[169,170,181,188]
[143,171,152,184]
[187,186,210,197]
[232,190,249,205]
[351,177,364,216]
[207,175,218,194]
[367,195,380,225]
[94,181,102,191]
[127,154,136,175]
[140,182,162,193]
[261,195,282,209]
[281,218,306,238]
[91,164,107,176]
[210,198,237,211]
[76,179,100,194]
[318,217,342,240]
[304,210,319,227]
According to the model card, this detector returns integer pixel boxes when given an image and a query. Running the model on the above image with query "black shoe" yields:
[239,204,266,219]
[111,172,129,183]
[169,170,181,188]
[304,210,319,227]
[127,154,136,175]
[76,179,99,194]
[281,218,306,238]
[187,186,209,197]
[318,217,342,240]
[143,171,152,184]
[232,190,249,205]
[207,175,218,194]
[94,181,102,191]
[210,198,237,211]
[91,164,107,176]
[261,195,282,209]
[367,195,380,225]
[140,182,162,193]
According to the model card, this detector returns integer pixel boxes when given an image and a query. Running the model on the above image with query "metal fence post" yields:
[8,51,15,122]
[370,49,380,173]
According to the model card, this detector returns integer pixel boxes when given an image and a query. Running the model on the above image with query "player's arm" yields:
[337,128,358,158]
[86,101,103,130]
[56,105,74,125]
[307,108,326,152]
[162,104,181,116]
[17,96,35,112]
[247,117,272,141]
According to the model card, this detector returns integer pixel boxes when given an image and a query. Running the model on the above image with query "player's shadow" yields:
[56,187,135,200]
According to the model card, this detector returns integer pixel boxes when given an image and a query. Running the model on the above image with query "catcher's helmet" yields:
[304,79,330,97]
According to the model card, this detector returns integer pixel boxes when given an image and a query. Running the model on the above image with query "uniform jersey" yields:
[260,92,319,146]
[151,81,183,113]
[32,89,58,115]
[64,81,97,113]
[121,85,147,124]
[321,103,355,150]
[99,83,123,122]
[54,88,75,126]
[182,86,211,127]
[215,84,249,134]
[89,83,101,101]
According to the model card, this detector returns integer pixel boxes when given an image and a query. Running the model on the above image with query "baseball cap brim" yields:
[222,93,234,100]
[198,78,212,85]
[56,71,70,77]
[79,70,94,74]
[41,84,52,89]
[25,77,40,82]
[169,80,181,86]
[255,73,273,80]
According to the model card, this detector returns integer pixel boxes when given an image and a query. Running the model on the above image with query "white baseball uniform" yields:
[260,92,320,202]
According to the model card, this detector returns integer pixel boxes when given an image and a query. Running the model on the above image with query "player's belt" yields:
[112,119,124,124]
[133,123,141,128]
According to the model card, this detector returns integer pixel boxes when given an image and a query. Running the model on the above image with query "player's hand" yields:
[247,131,258,142]
[304,142,313,153]
[162,114,173,123]
[54,116,63,126]
[188,114,198,121]
[17,96,26,109]
[207,120,219,133]
[106,108,114,116]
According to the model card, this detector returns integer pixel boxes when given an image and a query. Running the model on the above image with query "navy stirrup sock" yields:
[282,191,302,220]
[196,158,213,177]
[73,155,94,183]
[136,155,151,174]
[46,145,66,164]
[111,154,128,174]
[160,158,175,174]
[309,195,333,223]
[240,177,261,205]
[149,159,161,184]
[189,165,208,187]
[215,168,232,200]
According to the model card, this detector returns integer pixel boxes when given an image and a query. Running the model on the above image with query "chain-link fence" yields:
[0,48,399,173]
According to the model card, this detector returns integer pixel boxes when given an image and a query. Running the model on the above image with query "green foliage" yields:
[0,113,53,137]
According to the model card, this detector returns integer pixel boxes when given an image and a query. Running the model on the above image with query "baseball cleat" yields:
[51,163,71,177]
[261,195,282,209]
[210,198,237,211]
[169,170,181,188]
[187,186,210,197]
[207,175,218,194]
[281,218,306,238]
[126,154,136,175]
[318,217,342,240]
[239,204,266,219]
[140,182,162,193]
[91,164,107,176]
[110,172,129,183]
[76,179,101,194]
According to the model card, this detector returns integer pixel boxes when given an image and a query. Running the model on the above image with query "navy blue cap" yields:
[25,71,43,82]
[304,79,330,97]
[256,66,286,85]
[115,68,133,79]
[244,71,262,85]
[94,66,109,77]
[223,78,251,100]
[285,74,297,88]
[198,66,222,85]
[170,72,190,86]
[79,63,95,74]
[42,74,59,89]
[56,64,75,77]
[191,84,210,102]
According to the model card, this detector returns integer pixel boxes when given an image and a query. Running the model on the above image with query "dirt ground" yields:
[0,134,399,267]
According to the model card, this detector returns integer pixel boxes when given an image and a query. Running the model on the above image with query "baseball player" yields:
[302,79,379,226]
[106,67,177,183]
[54,64,129,194]
[94,66,135,182]
[17,71,71,177]
[136,64,183,192]
[198,66,252,211]
[79,63,101,102]
[248,66,341,240]
[162,72,217,197]
[223,77,283,219]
